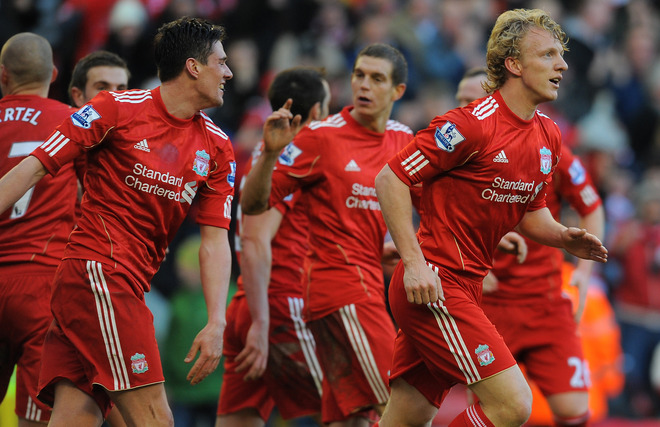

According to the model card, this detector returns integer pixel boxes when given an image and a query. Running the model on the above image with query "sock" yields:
[553,411,590,427]
[448,404,496,427]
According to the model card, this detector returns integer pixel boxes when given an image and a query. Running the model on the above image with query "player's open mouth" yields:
[549,78,561,86]
[219,84,225,91]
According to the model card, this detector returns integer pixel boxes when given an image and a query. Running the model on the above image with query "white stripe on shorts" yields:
[25,396,42,421]
[425,262,481,384]
[288,296,323,396]
[87,260,130,390]
[338,304,389,402]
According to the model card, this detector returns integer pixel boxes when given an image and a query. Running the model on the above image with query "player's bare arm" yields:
[235,208,283,380]
[186,225,231,386]
[516,207,608,263]
[376,165,444,304]
[0,156,47,214]
[241,99,303,215]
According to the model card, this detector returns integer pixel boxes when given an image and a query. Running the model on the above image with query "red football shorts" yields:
[482,297,590,396]
[388,262,517,407]
[218,293,322,420]
[307,300,396,423]
[38,259,164,415]
[0,264,55,422]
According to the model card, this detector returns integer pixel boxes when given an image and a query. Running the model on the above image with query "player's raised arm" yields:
[240,99,303,215]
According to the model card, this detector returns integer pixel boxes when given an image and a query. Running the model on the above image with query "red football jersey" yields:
[0,95,77,267]
[31,88,236,290]
[268,106,414,320]
[235,142,309,297]
[484,145,602,303]
[388,90,562,281]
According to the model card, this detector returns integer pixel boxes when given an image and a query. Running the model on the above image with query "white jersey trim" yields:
[309,113,346,130]
[111,90,152,104]
[40,131,70,157]
[472,97,498,121]
[402,150,429,176]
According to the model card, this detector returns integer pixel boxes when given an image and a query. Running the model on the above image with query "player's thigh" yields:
[381,377,438,426]
[48,379,104,427]
[109,383,172,426]
[468,365,531,417]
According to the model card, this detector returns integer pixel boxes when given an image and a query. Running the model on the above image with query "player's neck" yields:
[159,81,198,120]
[498,84,538,121]
[350,107,390,133]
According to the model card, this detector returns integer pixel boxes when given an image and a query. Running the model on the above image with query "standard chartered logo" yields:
[481,176,537,204]
[346,183,381,210]
[179,181,198,204]
[124,162,197,204]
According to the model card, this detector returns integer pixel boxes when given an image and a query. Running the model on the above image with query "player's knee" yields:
[547,391,589,420]
[497,384,532,425]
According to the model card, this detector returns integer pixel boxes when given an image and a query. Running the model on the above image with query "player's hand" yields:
[562,227,608,263]
[262,99,303,154]
[185,322,224,385]
[403,260,444,304]
[496,231,527,264]
[482,271,499,294]
[234,320,269,380]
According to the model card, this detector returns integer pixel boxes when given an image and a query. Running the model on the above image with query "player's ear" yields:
[51,65,58,84]
[309,101,321,121]
[391,82,406,102]
[185,58,199,78]
[70,87,85,108]
[505,57,522,77]
[0,65,8,86]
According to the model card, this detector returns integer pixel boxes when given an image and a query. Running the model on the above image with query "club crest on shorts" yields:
[475,344,495,366]
[130,353,149,374]
[539,146,552,175]
[193,150,210,177]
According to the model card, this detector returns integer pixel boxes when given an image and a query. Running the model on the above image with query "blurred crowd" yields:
[2,0,660,422]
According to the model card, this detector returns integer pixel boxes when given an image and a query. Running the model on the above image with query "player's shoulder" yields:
[198,110,230,142]
[106,88,153,105]
[307,111,347,133]
[386,119,414,136]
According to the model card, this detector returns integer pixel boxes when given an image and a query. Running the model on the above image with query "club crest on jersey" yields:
[434,121,465,152]
[569,158,586,185]
[130,353,149,374]
[227,161,236,187]
[71,105,101,129]
[193,150,210,177]
[539,146,552,174]
[278,142,302,166]
[475,344,495,366]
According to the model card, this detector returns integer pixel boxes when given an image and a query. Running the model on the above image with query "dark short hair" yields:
[69,50,130,101]
[354,43,408,86]
[268,67,326,123]
[154,16,226,83]
[462,66,488,80]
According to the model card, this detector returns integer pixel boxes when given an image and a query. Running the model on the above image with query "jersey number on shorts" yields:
[568,356,591,388]
[8,141,42,219]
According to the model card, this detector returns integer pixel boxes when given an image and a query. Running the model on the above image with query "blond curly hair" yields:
[484,8,568,93]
